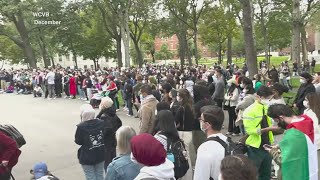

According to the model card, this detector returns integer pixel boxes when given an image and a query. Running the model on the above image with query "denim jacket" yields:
[105,154,140,180]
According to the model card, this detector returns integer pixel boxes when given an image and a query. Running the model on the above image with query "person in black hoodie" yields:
[63,71,70,98]
[294,72,316,114]
[54,71,63,98]
[96,97,122,171]
[75,104,105,180]
[124,79,134,116]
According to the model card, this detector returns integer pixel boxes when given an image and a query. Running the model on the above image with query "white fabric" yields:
[45,72,55,85]
[304,109,320,150]
[305,134,319,180]
[268,97,286,106]
[154,133,168,151]
[224,87,239,107]
[134,159,175,180]
[194,133,227,180]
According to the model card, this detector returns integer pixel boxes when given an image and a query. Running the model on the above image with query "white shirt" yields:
[194,133,227,180]
[45,72,55,85]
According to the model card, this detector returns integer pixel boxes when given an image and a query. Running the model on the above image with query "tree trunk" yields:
[218,43,222,64]
[177,32,186,67]
[292,0,301,66]
[15,12,37,68]
[116,37,123,67]
[186,41,192,66]
[193,29,199,65]
[73,52,78,69]
[241,0,258,78]
[50,56,55,68]
[151,49,155,63]
[133,39,143,68]
[227,34,232,65]
[301,27,308,63]
[93,59,97,70]
[120,8,131,67]
[38,39,50,68]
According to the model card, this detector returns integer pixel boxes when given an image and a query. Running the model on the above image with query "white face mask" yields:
[180,80,183,85]
[212,75,218,83]
[240,84,244,88]
[200,121,208,133]
[142,80,146,84]
[140,94,145,102]
[300,79,306,84]
[227,82,232,86]
[177,96,182,102]
[303,100,309,108]
[260,99,269,105]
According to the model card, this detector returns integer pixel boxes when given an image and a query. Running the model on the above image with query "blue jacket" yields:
[105,154,140,180]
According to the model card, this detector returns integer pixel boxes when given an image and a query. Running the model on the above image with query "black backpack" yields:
[205,136,244,156]
[166,138,189,179]
[0,125,26,148]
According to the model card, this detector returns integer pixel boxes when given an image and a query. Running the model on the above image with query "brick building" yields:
[154,34,215,59]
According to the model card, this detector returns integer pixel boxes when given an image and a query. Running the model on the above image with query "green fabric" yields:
[243,101,274,148]
[255,81,262,92]
[280,128,309,180]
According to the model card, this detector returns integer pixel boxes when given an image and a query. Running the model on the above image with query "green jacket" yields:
[243,101,274,148]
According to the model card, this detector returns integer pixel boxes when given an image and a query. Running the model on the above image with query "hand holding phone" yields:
[263,144,272,152]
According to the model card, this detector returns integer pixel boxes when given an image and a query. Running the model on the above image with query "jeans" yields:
[47,84,55,98]
[87,88,92,100]
[126,99,133,115]
[77,85,85,99]
[81,161,104,180]
[0,171,10,180]
[247,146,272,180]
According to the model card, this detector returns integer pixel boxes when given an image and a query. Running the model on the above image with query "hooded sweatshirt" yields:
[134,159,175,180]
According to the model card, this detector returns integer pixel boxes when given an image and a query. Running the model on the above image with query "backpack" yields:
[166,138,189,179]
[205,136,244,156]
[0,125,26,148]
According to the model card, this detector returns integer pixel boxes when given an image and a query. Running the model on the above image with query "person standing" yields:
[124,79,134,117]
[75,104,105,180]
[138,84,158,134]
[0,131,21,180]
[63,71,70,98]
[267,104,318,180]
[77,72,86,100]
[212,69,225,108]
[54,70,63,98]
[194,105,227,180]
[69,73,77,99]
[45,68,55,99]
[224,79,240,136]
[294,72,316,114]
[243,86,276,180]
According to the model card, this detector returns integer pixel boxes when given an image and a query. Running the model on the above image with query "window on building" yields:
[90,65,94,69]
[58,55,62,62]
[84,65,87,69]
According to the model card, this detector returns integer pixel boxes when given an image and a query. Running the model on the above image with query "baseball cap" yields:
[33,162,48,179]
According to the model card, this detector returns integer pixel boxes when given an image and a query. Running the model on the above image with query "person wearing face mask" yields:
[312,72,320,92]
[224,79,240,136]
[160,83,172,104]
[212,69,225,108]
[268,83,288,106]
[138,84,158,134]
[194,105,227,180]
[303,93,320,174]
[267,104,318,180]
[294,72,316,115]
[242,86,276,180]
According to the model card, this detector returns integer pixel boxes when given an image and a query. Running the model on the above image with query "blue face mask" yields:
[140,94,145,102]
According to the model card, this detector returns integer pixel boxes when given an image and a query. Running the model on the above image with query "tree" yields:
[0,0,38,68]
[199,6,236,64]
[129,0,156,67]
[155,44,174,60]
[240,0,258,78]
[0,36,25,64]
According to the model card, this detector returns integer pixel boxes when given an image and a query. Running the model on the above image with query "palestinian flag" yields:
[280,128,318,180]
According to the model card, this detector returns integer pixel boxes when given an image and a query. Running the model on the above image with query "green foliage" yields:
[0,36,25,64]
[155,44,174,60]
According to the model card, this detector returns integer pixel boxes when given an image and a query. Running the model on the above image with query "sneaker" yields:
[226,132,233,135]
[232,133,240,136]
[116,109,120,112]
[127,114,133,117]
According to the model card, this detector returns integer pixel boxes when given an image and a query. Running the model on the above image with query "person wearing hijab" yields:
[131,133,175,180]
[75,104,105,180]
[96,97,122,170]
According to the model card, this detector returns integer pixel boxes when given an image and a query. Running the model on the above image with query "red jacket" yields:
[287,114,314,143]
[0,131,21,174]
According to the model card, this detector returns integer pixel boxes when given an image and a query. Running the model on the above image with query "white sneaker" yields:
[47,98,52,100]
[127,114,133,117]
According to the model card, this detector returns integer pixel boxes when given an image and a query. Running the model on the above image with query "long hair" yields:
[306,92,320,123]
[153,110,180,141]
[178,88,193,109]
[116,126,136,155]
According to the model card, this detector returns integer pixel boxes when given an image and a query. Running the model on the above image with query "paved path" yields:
[1,93,234,180]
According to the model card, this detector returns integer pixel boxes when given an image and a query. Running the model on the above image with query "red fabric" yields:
[107,81,117,91]
[0,132,21,174]
[287,114,314,143]
[131,133,166,166]
[69,76,77,96]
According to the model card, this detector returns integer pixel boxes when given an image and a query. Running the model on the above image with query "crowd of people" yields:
[0,60,320,180]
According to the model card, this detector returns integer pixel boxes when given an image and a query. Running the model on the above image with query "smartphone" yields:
[263,144,272,150]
